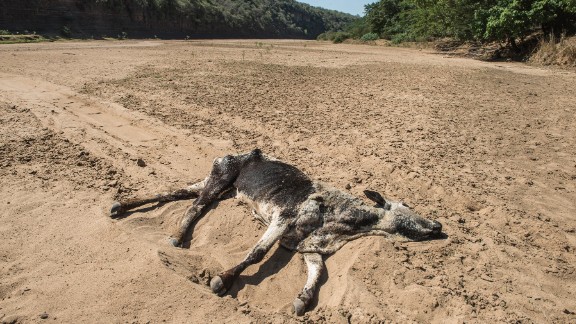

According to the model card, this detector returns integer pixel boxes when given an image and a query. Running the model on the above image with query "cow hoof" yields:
[110,202,122,217]
[293,298,306,316]
[168,237,181,247]
[210,276,226,296]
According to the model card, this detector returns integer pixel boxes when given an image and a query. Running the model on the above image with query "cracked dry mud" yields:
[0,40,575,323]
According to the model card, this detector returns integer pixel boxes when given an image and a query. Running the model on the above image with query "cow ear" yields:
[363,190,386,206]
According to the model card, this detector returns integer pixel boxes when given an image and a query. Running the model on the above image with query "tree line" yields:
[322,0,576,48]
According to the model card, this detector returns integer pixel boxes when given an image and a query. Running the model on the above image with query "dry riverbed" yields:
[1,39,575,323]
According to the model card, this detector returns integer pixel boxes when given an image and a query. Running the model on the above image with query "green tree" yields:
[480,0,532,47]
[530,0,576,36]
[365,0,406,38]
[364,0,576,44]
[345,18,371,38]
[477,0,576,46]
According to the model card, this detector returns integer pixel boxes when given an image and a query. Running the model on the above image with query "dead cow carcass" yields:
[110,149,443,315]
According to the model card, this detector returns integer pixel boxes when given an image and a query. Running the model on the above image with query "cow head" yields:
[364,190,443,240]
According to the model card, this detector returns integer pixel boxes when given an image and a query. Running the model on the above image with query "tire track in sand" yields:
[0,72,241,278]
[0,72,232,190]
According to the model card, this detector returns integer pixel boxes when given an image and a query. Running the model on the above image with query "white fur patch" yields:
[235,190,281,226]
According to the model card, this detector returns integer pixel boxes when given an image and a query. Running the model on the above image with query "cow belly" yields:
[280,197,324,250]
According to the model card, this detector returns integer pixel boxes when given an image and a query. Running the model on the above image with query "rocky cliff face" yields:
[0,0,355,39]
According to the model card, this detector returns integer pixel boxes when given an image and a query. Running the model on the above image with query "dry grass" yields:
[0,34,45,44]
[530,35,576,66]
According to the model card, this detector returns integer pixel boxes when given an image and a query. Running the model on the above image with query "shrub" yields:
[316,31,351,43]
[391,32,410,44]
[361,32,379,41]
[332,32,351,43]
[317,31,335,41]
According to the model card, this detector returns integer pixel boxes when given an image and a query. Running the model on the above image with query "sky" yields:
[297,0,373,16]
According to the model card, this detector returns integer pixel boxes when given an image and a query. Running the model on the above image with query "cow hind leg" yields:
[293,253,324,316]
[110,180,206,217]
[210,217,289,296]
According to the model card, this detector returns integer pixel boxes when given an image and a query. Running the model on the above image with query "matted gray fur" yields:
[110,149,444,316]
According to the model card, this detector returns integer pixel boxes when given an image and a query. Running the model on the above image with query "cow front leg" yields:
[169,186,237,248]
[169,201,207,247]
[110,180,206,217]
[170,154,243,247]
[293,253,324,316]
[210,218,289,296]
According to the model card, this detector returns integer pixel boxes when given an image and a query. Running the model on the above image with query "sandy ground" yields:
[0,39,575,323]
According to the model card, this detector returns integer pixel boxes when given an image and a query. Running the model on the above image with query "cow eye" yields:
[401,202,410,208]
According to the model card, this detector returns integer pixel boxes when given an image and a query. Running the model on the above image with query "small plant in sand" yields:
[61,26,71,38]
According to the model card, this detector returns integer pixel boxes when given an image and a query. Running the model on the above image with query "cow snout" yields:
[431,220,442,235]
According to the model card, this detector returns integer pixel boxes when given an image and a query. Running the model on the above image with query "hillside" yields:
[0,0,357,39]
